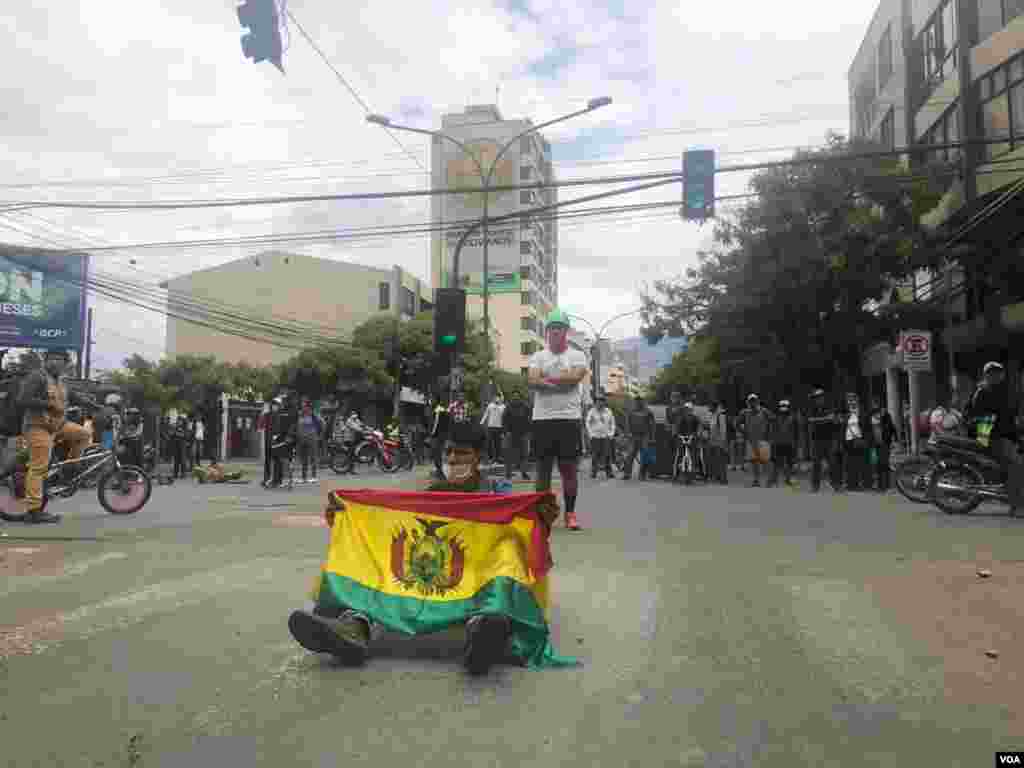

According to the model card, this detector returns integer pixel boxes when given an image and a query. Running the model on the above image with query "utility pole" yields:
[84,307,94,380]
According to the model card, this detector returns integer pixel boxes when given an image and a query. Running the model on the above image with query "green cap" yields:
[545,308,571,328]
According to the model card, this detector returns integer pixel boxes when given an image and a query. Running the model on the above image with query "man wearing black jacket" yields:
[965,361,1022,513]
[806,389,841,492]
[16,349,91,523]
[502,392,532,481]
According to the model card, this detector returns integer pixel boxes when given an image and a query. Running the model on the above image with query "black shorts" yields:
[532,419,581,462]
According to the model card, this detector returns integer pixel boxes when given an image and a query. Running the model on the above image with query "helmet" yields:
[105,393,122,406]
[983,361,1005,375]
[747,393,759,402]
[545,308,571,329]
[810,388,826,398]
[779,399,791,410]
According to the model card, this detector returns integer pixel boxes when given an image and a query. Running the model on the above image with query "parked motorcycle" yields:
[330,429,409,474]
[928,434,1021,515]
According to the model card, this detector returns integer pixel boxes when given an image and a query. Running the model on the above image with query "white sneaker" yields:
[309,477,319,483]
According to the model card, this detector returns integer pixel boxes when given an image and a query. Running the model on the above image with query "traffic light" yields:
[237,0,284,71]
[433,288,466,356]
[683,149,715,221]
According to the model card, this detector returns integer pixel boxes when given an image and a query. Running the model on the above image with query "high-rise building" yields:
[430,104,558,374]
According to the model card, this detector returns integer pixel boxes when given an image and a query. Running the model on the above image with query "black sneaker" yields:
[464,614,509,675]
[521,473,530,480]
[25,509,62,524]
[288,609,369,665]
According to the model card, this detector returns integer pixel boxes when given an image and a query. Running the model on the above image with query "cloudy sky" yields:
[0,0,877,373]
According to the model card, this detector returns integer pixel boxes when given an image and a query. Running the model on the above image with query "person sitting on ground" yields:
[194,461,246,484]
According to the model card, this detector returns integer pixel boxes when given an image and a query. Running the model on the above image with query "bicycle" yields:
[673,434,699,485]
[0,439,152,519]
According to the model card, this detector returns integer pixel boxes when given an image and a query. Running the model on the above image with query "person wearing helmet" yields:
[527,308,587,530]
[965,361,1022,513]
[13,349,91,524]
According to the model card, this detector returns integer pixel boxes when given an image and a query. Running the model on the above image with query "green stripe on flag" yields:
[317,574,579,669]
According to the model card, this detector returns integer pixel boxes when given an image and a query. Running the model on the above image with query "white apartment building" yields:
[429,104,558,374]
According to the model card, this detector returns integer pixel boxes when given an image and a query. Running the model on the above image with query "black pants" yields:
[810,439,839,491]
[771,443,795,485]
[844,439,869,490]
[625,435,648,479]
[172,441,186,477]
[589,437,613,477]
[875,442,891,490]
[263,440,273,483]
[298,438,318,480]
[432,434,446,477]
[504,432,529,478]
[487,428,504,462]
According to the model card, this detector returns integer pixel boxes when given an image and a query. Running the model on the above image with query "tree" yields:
[652,336,721,403]
[642,134,946,400]
[277,344,391,401]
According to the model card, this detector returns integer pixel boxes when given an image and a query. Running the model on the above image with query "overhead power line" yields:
[3,135,1019,213]
[284,8,425,172]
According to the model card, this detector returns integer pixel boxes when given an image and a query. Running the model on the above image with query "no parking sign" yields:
[899,330,932,372]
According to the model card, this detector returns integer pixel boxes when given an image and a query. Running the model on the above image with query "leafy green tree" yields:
[642,134,946,399]
[277,345,391,401]
[652,336,721,403]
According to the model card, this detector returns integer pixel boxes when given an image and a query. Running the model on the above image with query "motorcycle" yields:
[330,429,409,474]
[928,434,1020,515]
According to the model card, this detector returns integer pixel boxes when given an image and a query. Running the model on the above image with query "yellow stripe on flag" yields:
[324,501,548,609]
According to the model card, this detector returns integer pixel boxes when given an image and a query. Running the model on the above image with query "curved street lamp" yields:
[567,308,643,399]
[367,97,612,373]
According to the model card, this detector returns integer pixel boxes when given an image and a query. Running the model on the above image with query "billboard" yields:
[0,247,88,350]
[440,136,523,295]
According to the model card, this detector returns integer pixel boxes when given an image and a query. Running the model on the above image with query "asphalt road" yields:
[2,462,1023,767]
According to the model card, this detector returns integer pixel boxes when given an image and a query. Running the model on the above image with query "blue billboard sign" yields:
[0,247,88,350]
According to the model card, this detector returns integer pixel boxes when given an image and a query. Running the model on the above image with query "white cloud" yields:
[0,0,878,364]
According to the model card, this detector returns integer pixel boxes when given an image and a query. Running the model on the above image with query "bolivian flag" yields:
[313,489,578,669]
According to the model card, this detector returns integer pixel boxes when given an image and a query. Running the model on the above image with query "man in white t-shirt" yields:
[527,308,588,530]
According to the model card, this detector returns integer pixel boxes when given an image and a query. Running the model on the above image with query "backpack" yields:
[0,376,24,437]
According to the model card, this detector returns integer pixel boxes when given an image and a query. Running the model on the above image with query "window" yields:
[378,282,390,311]
[521,342,535,356]
[878,25,894,89]
[520,265,531,280]
[917,0,958,109]
[521,291,530,305]
[981,93,1011,159]
[400,286,415,316]
[520,166,532,180]
[520,240,532,255]
[521,316,533,331]
[520,191,533,204]
[879,108,895,150]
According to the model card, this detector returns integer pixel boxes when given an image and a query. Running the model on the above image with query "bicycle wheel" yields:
[98,465,152,515]
[330,448,353,475]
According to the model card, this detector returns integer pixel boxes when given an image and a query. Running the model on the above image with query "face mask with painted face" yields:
[546,325,569,354]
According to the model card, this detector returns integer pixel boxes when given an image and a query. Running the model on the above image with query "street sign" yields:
[900,330,932,372]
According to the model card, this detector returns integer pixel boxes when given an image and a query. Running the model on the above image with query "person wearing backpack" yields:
[15,349,91,524]
[624,396,656,481]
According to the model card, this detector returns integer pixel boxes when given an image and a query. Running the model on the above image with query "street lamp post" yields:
[567,308,644,400]
[367,97,611,372]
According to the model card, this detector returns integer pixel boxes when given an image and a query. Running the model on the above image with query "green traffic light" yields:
[440,334,457,346]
